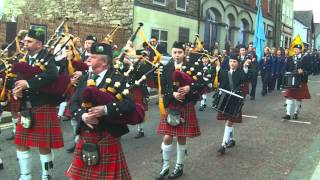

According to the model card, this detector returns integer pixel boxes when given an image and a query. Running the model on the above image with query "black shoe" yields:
[282,115,291,121]
[226,140,236,148]
[261,92,266,96]
[42,175,51,180]
[66,144,76,153]
[217,145,226,155]
[155,168,169,180]
[293,113,298,120]
[203,104,207,108]
[168,165,183,179]
[250,96,255,100]
[0,158,3,170]
[6,132,15,141]
[134,130,145,139]
[199,105,205,111]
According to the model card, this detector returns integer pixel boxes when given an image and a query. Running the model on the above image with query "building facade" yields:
[199,0,277,51]
[293,11,314,47]
[133,0,200,52]
[280,0,294,49]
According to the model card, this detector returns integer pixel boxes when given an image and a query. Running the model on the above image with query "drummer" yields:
[282,44,311,121]
[213,53,251,155]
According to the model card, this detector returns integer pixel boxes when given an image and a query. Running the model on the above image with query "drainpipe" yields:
[197,0,201,34]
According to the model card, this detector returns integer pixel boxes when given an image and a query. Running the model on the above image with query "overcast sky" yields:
[293,0,320,23]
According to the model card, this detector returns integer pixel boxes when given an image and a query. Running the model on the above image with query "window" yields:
[267,0,271,14]
[153,0,166,6]
[178,27,189,42]
[176,0,186,11]
[151,29,168,51]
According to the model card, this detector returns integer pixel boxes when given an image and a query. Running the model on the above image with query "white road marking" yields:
[242,115,258,119]
[316,93,320,96]
[309,80,320,83]
[287,120,311,124]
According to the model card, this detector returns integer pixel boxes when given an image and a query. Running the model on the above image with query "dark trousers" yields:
[269,74,277,91]
[250,70,258,97]
[276,75,282,90]
[261,69,271,95]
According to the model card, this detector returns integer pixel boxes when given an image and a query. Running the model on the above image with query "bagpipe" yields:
[0,30,28,104]
[11,18,74,96]
[78,23,150,126]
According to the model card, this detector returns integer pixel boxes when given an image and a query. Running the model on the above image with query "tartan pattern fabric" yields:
[4,98,20,113]
[15,105,64,149]
[129,87,148,111]
[241,82,249,96]
[157,102,201,138]
[66,131,131,180]
[217,112,242,123]
[282,83,311,100]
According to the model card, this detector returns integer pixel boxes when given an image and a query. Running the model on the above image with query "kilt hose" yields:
[217,112,242,123]
[282,83,311,100]
[241,82,249,97]
[66,131,131,180]
[157,102,201,138]
[15,105,64,149]
[130,87,148,111]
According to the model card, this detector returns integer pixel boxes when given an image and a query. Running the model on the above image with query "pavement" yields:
[0,75,320,180]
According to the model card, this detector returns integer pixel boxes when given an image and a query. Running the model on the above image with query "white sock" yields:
[295,100,302,114]
[286,99,293,116]
[12,117,19,134]
[229,127,234,140]
[161,143,172,173]
[74,135,80,143]
[176,143,186,168]
[40,153,53,179]
[222,125,233,146]
[137,123,143,131]
[17,150,32,180]
[58,102,67,117]
[70,119,78,135]
[201,94,207,106]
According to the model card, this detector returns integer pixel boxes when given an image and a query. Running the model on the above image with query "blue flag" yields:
[253,0,265,62]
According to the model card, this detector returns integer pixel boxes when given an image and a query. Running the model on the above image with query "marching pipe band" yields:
[0,18,313,180]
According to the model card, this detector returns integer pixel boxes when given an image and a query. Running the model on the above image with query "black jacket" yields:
[215,68,249,95]
[70,68,136,138]
[286,53,312,83]
[21,49,61,108]
[160,59,202,107]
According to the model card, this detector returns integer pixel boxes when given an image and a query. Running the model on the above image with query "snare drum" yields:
[281,72,301,89]
[212,88,244,117]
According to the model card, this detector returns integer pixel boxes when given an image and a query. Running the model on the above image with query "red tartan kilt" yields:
[4,98,20,113]
[14,105,64,149]
[129,88,148,111]
[241,82,249,96]
[66,131,131,180]
[282,83,311,99]
[217,112,242,123]
[157,103,201,138]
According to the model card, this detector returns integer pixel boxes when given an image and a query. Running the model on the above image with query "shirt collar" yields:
[97,69,108,79]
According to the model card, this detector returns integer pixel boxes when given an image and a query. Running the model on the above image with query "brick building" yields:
[200,0,277,51]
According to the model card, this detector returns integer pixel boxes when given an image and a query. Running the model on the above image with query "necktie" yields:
[29,57,35,65]
[93,74,99,81]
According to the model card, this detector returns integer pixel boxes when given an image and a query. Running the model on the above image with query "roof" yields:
[294,10,313,27]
